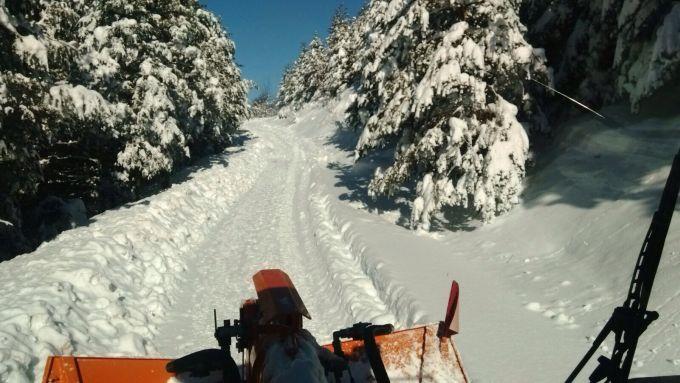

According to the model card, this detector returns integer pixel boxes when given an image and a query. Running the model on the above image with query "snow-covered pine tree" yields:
[319,6,356,99]
[343,3,375,90]
[82,0,247,187]
[0,0,54,255]
[277,3,373,109]
[250,84,276,117]
[344,0,402,133]
[277,63,297,110]
[520,0,679,112]
[39,2,127,213]
[350,0,432,152]
[614,1,679,111]
[0,0,103,250]
[1,0,248,257]
[351,0,550,229]
[276,37,328,109]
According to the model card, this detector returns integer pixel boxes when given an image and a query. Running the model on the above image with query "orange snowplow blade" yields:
[41,356,174,383]
[43,324,467,383]
[323,324,469,383]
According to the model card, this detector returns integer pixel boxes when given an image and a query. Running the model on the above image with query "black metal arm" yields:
[566,148,680,383]
[333,322,394,383]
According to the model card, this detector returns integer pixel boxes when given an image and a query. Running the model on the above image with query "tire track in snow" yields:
[288,105,426,330]
[286,143,399,343]
[306,189,398,327]
[304,183,426,330]
[154,118,403,353]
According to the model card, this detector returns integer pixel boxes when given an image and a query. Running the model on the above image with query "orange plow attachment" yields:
[321,324,469,383]
[42,356,174,383]
[43,326,467,383]
[42,273,467,382]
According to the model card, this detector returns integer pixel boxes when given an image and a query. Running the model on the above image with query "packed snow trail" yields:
[154,118,397,355]
[0,115,402,382]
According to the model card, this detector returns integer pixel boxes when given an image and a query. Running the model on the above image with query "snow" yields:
[485,99,528,177]
[1,96,679,382]
[48,84,123,120]
[14,35,48,68]
[167,370,222,383]
[0,1,16,34]
[412,173,436,231]
[448,117,466,144]
[0,136,271,382]
[277,100,680,381]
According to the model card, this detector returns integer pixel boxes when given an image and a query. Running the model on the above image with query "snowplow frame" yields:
[323,324,469,383]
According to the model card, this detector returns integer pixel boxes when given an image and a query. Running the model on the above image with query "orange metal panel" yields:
[252,269,311,322]
[42,325,467,383]
[322,324,469,383]
[42,356,174,383]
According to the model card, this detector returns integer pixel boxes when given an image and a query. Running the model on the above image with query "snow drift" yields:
[0,136,270,382]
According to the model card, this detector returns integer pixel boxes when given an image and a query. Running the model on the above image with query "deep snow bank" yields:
[0,131,272,382]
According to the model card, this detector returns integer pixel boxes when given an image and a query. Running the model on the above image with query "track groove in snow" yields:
[307,190,398,328]
[306,185,427,329]
[153,118,404,354]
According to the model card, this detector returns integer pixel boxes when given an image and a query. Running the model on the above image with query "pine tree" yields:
[0,0,53,255]
[1,0,248,257]
[520,0,678,112]
[277,37,328,109]
[81,0,248,186]
[614,1,679,111]
[319,6,356,99]
[349,0,549,229]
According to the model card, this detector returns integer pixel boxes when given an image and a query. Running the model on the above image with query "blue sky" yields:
[201,1,365,99]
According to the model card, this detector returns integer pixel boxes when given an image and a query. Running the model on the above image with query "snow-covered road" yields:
[154,117,396,355]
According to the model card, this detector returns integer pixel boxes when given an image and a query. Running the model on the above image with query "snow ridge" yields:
[310,187,429,329]
[308,190,399,327]
[0,135,271,382]
[287,102,428,330]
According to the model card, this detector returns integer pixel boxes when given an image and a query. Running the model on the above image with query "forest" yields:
[1,0,678,255]
[278,0,679,229]
[0,0,248,258]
